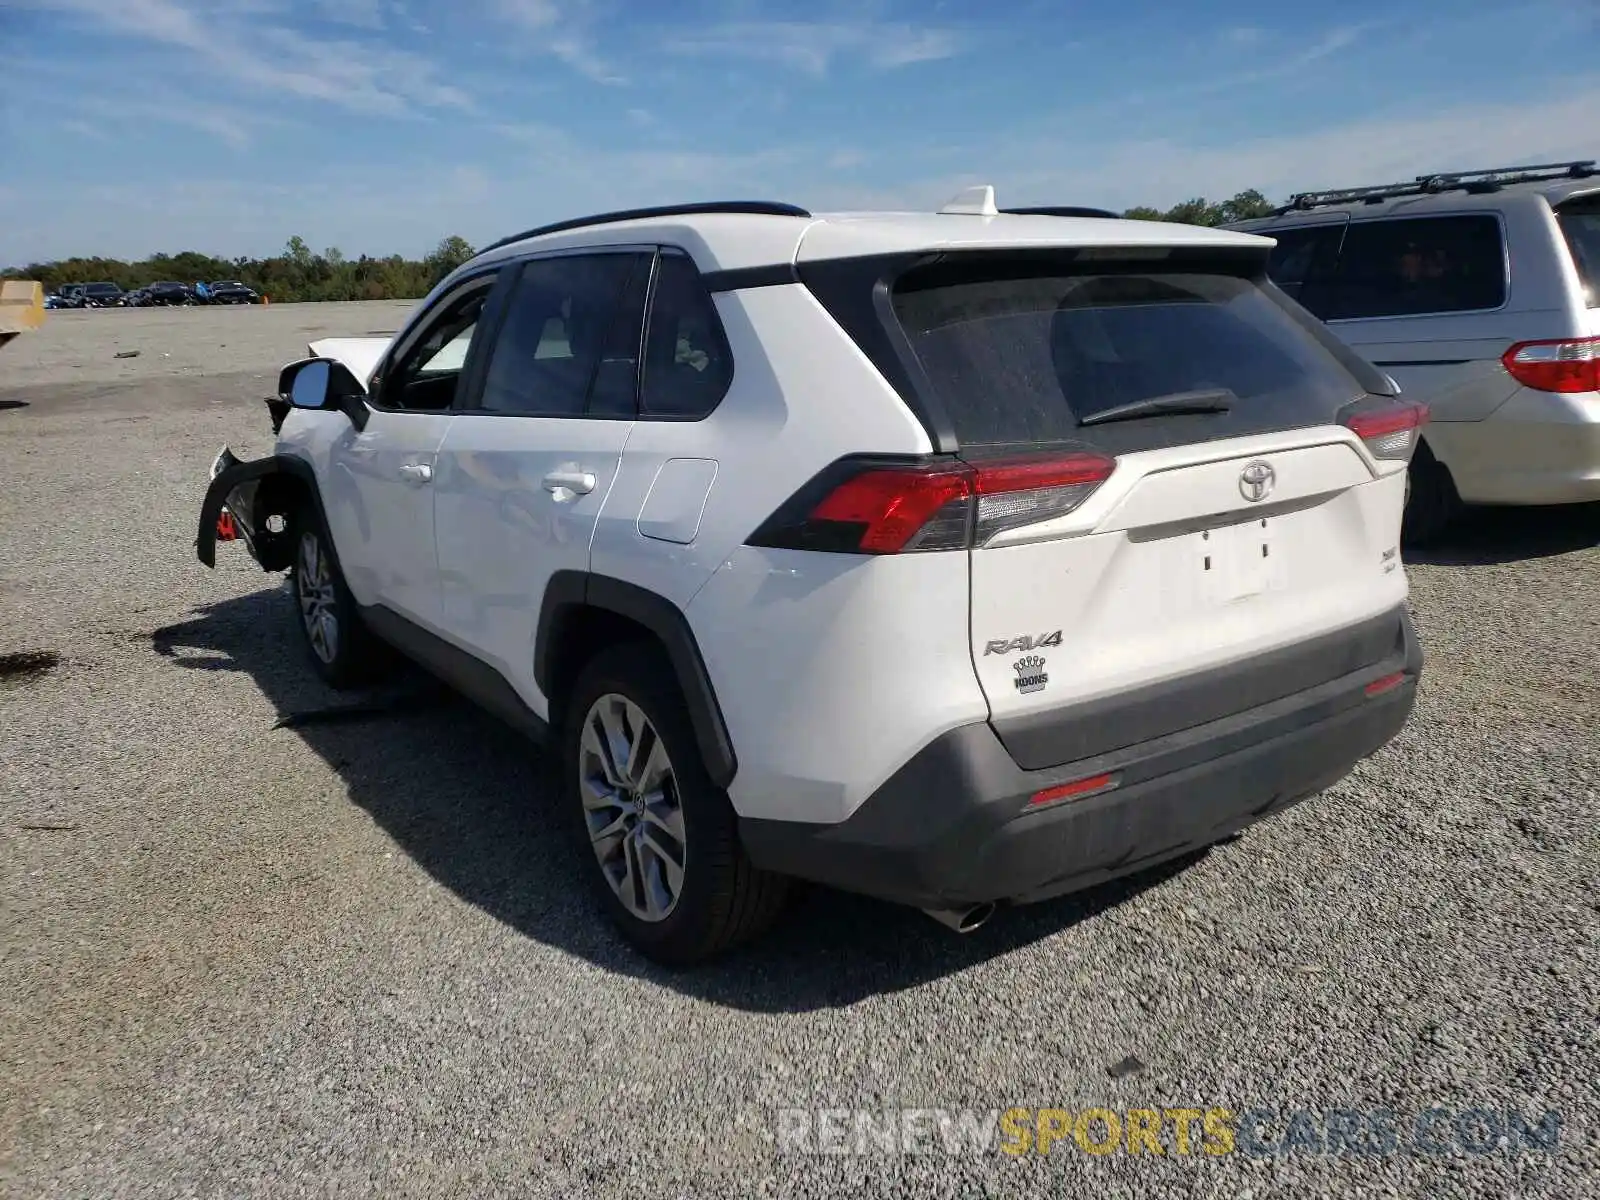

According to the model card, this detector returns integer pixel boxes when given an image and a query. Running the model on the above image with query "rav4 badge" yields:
[984,630,1063,655]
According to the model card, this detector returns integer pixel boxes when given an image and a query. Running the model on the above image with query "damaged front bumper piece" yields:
[196,446,306,572]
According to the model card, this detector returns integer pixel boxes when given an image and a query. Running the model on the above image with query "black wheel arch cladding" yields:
[196,453,329,572]
[536,571,738,789]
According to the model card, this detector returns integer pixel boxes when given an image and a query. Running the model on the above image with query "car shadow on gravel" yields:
[1407,502,1599,566]
[150,587,1204,1013]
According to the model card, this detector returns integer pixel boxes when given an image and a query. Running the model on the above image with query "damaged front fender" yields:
[197,449,321,572]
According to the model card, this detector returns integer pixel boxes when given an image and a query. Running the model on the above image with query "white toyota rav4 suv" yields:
[198,190,1424,963]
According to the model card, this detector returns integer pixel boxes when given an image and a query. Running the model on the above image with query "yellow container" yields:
[0,279,45,349]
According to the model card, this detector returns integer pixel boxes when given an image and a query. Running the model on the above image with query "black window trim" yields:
[366,266,506,415]
[1320,210,1511,324]
[635,246,737,424]
[451,243,656,422]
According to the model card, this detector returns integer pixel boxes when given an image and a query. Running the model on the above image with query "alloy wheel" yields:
[295,531,339,665]
[577,693,687,922]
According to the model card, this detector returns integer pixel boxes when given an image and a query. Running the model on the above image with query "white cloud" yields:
[60,118,108,140]
[492,0,560,31]
[665,20,962,75]
[313,0,385,29]
[485,0,624,83]
[548,35,626,85]
[19,0,470,115]
[886,81,1600,214]
[70,94,261,148]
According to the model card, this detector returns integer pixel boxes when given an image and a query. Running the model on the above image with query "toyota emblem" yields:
[1239,460,1276,503]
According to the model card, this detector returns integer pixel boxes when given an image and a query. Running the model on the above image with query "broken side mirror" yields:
[277,357,369,431]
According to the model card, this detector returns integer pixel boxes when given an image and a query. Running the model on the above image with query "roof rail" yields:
[1278,160,1596,214]
[1001,205,1120,219]
[476,200,813,257]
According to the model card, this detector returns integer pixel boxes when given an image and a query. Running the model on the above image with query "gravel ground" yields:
[2,302,1597,1199]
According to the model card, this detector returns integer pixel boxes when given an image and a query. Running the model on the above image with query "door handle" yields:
[542,468,596,496]
[399,462,433,485]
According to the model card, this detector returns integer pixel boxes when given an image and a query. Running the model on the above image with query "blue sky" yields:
[1,0,1597,264]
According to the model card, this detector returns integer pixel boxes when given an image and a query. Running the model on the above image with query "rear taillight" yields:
[749,451,1117,554]
[1502,336,1600,393]
[1343,400,1429,461]
[807,463,973,553]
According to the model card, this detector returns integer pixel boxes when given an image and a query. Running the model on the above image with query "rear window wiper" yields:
[1077,388,1235,426]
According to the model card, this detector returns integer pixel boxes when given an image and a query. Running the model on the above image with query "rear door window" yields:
[1316,215,1506,319]
[891,261,1366,450]
[1556,199,1600,307]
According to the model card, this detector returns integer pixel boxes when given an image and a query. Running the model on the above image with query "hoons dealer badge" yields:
[1013,655,1048,694]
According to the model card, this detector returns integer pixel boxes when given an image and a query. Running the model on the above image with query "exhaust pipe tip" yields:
[922,901,997,933]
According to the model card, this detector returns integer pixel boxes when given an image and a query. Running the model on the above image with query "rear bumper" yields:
[1428,388,1600,505]
[740,608,1421,909]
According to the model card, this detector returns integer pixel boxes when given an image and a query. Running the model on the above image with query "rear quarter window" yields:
[1313,214,1506,320]
[1556,199,1600,307]
[890,262,1366,450]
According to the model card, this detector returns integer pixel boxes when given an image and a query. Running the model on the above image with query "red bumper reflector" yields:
[1029,772,1118,808]
[216,510,238,541]
[1364,671,1408,698]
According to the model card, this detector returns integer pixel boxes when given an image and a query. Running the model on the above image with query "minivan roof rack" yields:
[1277,160,1596,214]
[1001,205,1120,219]
[477,200,813,257]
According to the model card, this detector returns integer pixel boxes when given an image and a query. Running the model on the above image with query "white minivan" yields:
[1230,160,1600,540]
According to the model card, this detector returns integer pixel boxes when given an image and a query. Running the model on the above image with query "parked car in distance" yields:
[208,280,260,305]
[1229,159,1600,542]
[123,287,151,307]
[81,281,126,308]
[53,284,88,309]
[198,191,1424,962]
[144,281,195,306]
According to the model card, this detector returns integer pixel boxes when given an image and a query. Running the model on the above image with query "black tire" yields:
[1402,440,1462,547]
[287,508,389,689]
[562,643,788,965]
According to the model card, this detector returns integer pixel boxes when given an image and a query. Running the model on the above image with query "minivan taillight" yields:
[1343,400,1429,461]
[1502,336,1600,393]
[749,452,1117,554]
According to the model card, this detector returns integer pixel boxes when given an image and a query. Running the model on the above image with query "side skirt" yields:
[359,604,551,745]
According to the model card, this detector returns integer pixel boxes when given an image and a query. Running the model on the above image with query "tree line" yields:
[9,235,479,303]
[7,191,1278,303]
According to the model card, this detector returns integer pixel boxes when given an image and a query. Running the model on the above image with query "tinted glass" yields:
[1264,225,1344,304]
[1317,215,1506,319]
[640,255,733,419]
[587,256,650,417]
[1556,199,1600,307]
[892,265,1365,447]
[481,254,639,416]
[386,283,492,411]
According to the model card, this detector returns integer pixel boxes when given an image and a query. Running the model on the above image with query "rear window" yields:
[1557,200,1600,307]
[891,265,1365,447]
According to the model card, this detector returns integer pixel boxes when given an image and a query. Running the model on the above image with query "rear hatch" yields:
[846,246,1418,766]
